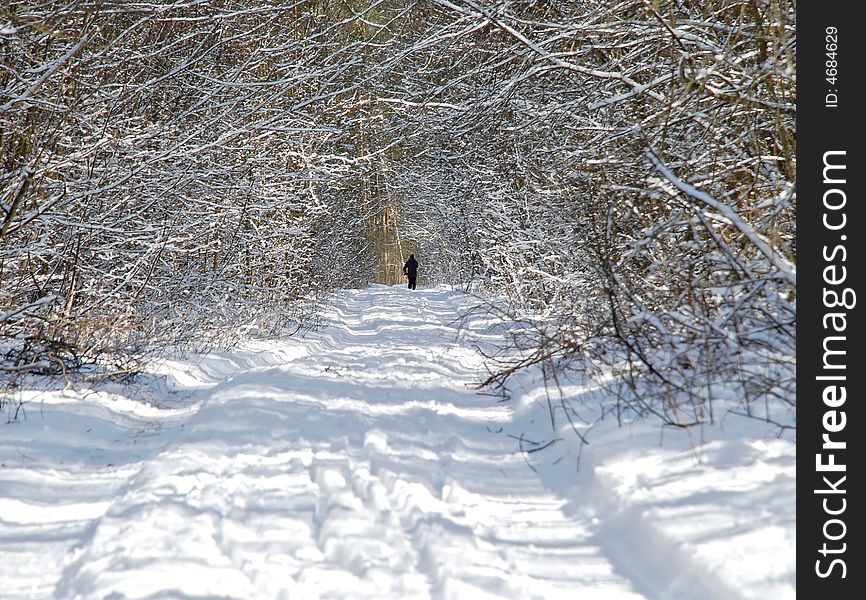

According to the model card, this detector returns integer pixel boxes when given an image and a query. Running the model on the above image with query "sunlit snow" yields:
[0,285,794,599]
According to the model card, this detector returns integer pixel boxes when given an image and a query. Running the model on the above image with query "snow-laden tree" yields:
[2,0,796,432]
[1,1,383,378]
[374,0,795,429]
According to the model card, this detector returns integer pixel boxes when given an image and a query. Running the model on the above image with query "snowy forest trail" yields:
[1,285,793,600]
[60,285,642,599]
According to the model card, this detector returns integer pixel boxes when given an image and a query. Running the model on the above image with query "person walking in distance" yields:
[403,254,419,290]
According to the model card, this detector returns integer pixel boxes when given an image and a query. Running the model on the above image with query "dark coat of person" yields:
[403,255,418,278]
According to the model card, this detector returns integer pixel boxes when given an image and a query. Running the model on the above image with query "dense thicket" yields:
[2,0,795,429]
[1,1,381,378]
[384,0,795,429]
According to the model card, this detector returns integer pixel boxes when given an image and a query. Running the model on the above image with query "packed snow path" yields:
[1,286,794,599]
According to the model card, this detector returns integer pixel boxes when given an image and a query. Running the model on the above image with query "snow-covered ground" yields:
[0,285,794,599]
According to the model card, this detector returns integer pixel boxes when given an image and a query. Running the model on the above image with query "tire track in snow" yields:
[50,285,651,599]
[584,454,748,600]
[511,378,768,600]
